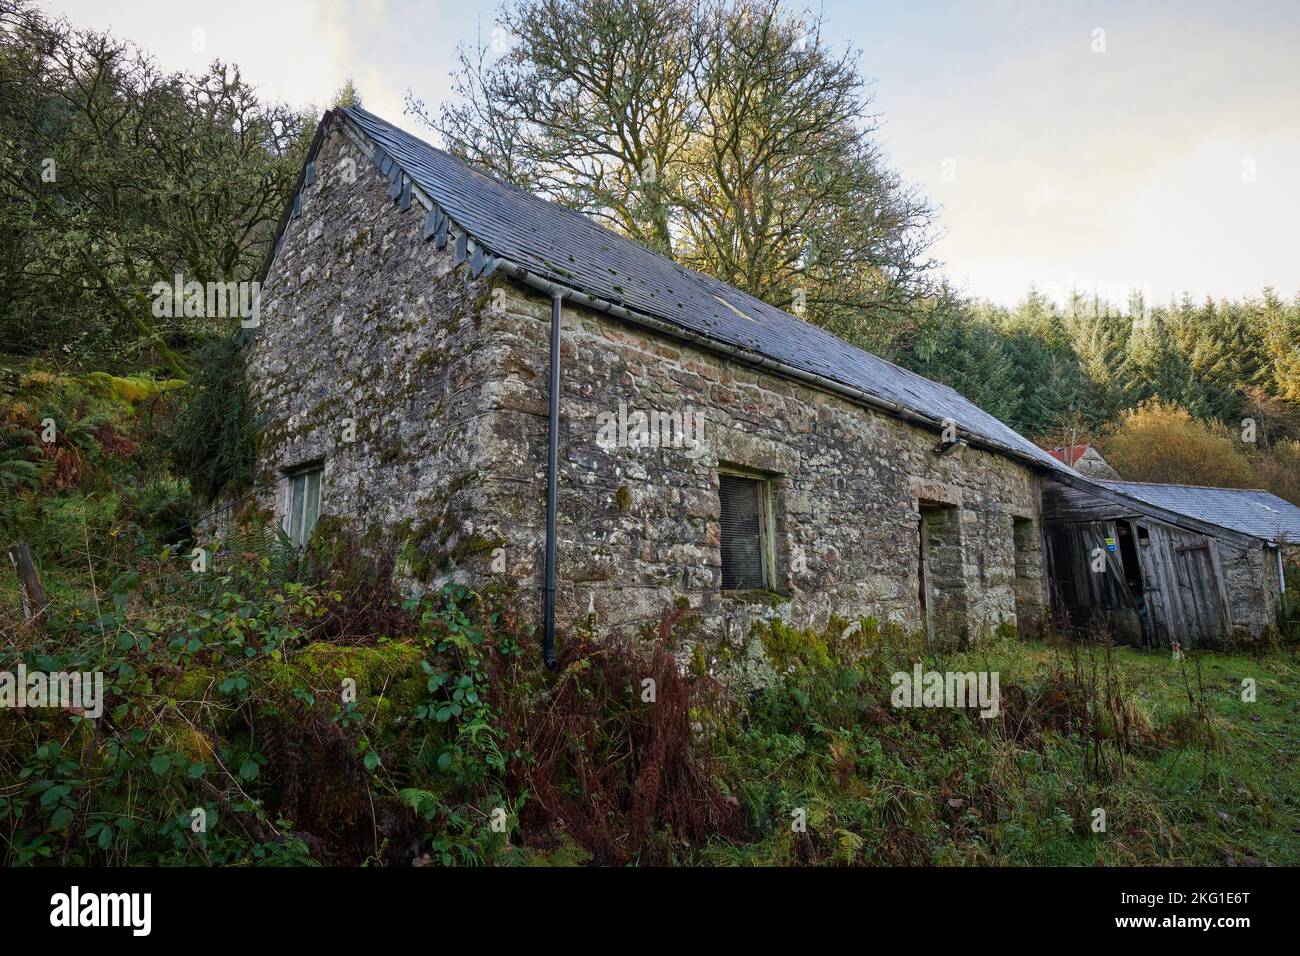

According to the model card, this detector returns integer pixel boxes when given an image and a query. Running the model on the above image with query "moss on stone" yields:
[727,588,791,608]
[446,472,477,498]
[304,513,353,566]
[412,350,439,374]
[82,371,184,403]
[522,833,593,867]
[267,641,425,723]
[757,618,834,671]
[689,641,709,677]
[346,226,371,252]
[443,532,505,570]
[397,504,502,581]
[752,613,900,672]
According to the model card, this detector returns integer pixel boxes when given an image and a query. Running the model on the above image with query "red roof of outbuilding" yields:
[1047,444,1093,466]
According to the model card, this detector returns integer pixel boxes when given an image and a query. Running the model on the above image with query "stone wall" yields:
[1012,516,1049,635]
[1219,542,1281,641]
[1074,446,1121,480]
[469,281,1048,646]
[246,120,497,572]
[247,114,1052,656]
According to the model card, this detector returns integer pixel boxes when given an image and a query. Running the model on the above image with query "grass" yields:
[1077,643,1298,866]
[1000,641,1297,863]
[700,629,1300,867]
[3,547,1297,866]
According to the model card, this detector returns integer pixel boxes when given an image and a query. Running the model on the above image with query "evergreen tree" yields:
[1262,287,1300,403]
[901,289,1020,422]
[1068,305,1133,421]
[993,290,1095,436]
[1182,297,1264,421]
[332,79,362,109]
[1128,310,1198,412]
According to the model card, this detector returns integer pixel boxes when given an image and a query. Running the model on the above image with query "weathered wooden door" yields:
[1172,543,1228,646]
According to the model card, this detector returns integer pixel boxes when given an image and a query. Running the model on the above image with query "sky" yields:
[37,0,1300,309]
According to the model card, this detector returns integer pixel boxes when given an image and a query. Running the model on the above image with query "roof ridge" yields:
[342,109,860,329]
[343,108,1012,421]
[342,106,626,234]
[1102,479,1269,494]
[333,106,1065,472]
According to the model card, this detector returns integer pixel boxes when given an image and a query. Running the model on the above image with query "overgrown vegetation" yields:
[162,334,259,501]
[0,365,188,601]
[1097,400,1300,506]
[3,371,1296,866]
[0,0,313,373]
[705,620,1299,865]
[4,526,1296,865]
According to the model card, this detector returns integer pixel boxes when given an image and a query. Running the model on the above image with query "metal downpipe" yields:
[542,290,565,669]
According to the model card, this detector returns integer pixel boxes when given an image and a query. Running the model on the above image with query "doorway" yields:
[918,501,967,645]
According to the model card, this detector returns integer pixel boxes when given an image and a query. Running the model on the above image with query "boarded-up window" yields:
[287,466,322,548]
[719,473,769,590]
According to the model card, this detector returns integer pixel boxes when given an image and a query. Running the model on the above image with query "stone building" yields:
[244,107,1287,655]
[1045,443,1120,480]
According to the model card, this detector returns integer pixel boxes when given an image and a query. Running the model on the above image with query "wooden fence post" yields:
[5,543,49,626]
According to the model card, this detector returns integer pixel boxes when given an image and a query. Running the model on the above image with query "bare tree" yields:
[410,0,698,255]
[681,1,936,318]
[409,0,937,333]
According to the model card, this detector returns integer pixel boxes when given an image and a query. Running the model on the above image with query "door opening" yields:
[918,501,967,646]
[1116,522,1153,645]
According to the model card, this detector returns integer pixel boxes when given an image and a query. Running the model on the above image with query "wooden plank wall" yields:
[1042,482,1132,524]
[1044,521,1146,643]
[1043,483,1239,647]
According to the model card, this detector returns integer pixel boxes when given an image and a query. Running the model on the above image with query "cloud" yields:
[38,0,1300,304]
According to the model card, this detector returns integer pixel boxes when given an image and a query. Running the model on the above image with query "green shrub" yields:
[164,334,256,500]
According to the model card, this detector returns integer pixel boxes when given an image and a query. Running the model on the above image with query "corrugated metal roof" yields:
[1098,481,1300,544]
[339,107,1065,471]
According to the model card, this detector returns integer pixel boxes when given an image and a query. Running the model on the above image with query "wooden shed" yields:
[1042,477,1298,647]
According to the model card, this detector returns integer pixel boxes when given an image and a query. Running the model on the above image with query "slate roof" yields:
[338,107,1065,472]
[1098,480,1300,544]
